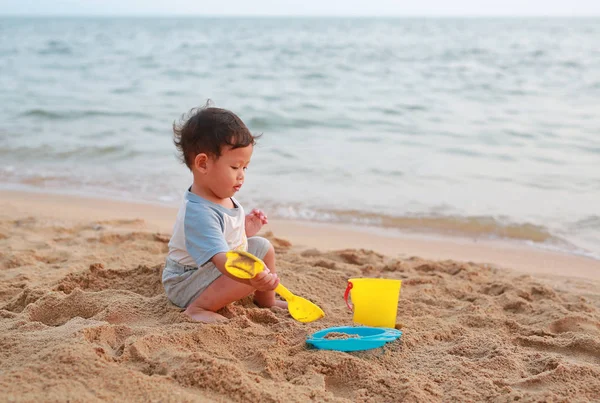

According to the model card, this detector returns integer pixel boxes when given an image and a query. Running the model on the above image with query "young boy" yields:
[162,106,287,323]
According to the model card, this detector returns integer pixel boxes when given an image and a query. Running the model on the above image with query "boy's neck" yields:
[190,183,234,208]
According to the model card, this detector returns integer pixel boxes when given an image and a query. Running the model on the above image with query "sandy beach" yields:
[1,189,599,402]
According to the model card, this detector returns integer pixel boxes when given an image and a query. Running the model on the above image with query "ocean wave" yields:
[262,95,283,102]
[531,156,564,165]
[55,145,142,159]
[299,102,321,110]
[0,144,141,160]
[38,40,73,55]
[561,60,583,69]
[247,116,355,131]
[349,136,385,144]
[368,168,403,177]
[0,48,18,57]
[111,87,137,94]
[570,216,600,230]
[381,108,403,116]
[575,144,600,155]
[20,109,152,120]
[161,90,180,96]
[244,73,274,81]
[162,68,208,79]
[301,72,328,80]
[442,147,482,158]
[504,129,536,140]
[273,206,559,244]
[398,103,427,112]
[269,148,297,159]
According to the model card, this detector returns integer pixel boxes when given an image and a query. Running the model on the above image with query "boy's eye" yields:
[231,166,239,170]
[243,167,248,171]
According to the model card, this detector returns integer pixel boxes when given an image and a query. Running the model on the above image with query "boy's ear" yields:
[193,153,209,173]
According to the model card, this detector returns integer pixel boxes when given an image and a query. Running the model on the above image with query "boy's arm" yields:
[211,252,279,291]
[211,252,251,285]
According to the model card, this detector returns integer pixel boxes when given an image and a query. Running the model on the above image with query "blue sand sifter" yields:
[306,326,402,352]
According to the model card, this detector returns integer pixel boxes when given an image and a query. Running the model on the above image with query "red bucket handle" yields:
[344,281,353,311]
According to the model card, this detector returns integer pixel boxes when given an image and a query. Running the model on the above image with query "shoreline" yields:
[2,188,599,280]
[2,182,597,260]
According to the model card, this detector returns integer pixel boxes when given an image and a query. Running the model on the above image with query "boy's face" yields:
[203,145,253,200]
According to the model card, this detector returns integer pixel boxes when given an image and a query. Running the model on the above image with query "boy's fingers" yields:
[248,209,268,225]
[264,276,276,290]
[252,272,279,291]
[253,271,267,283]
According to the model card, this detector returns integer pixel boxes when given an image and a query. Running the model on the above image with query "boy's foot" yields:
[254,298,288,310]
[273,300,288,310]
[184,307,229,324]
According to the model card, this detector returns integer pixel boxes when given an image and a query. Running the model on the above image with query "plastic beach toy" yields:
[306,326,402,352]
[225,250,325,323]
[344,278,402,328]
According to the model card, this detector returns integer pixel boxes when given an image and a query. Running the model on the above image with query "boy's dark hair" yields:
[173,103,260,169]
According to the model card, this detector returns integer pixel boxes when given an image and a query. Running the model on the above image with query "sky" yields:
[1,0,599,16]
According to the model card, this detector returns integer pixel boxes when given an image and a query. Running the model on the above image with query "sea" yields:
[1,17,599,259]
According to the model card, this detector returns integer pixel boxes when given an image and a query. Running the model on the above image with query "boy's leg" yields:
[184,275,254,322]
[184,238,287,322]
[253,243,288,310]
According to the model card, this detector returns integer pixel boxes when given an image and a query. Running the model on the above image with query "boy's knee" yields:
[248,236,272,260]
[261,239,275,260]
[266,240,274,254]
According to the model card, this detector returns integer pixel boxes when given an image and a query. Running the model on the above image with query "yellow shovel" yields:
[225,250,325,323]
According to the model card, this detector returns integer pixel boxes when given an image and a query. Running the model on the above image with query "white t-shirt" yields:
[168,189,248,267]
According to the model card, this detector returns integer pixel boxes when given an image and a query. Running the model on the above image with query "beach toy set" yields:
[306,277,403,351]
[225,251,403,351]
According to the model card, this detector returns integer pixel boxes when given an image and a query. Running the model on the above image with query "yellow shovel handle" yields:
[274,283,295,301]
[249,257,293,300]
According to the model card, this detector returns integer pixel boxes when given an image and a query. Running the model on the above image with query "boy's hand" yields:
[249,267,279,291]
[245,209,268,237]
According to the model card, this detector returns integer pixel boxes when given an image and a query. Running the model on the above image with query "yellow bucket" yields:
[344,278,402,328]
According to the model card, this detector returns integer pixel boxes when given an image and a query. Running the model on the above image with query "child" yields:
[162,105,287,323]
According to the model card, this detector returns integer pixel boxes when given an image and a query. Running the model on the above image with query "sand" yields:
[1,190,600,402]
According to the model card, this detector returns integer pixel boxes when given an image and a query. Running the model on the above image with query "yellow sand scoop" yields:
[225,251,325,323]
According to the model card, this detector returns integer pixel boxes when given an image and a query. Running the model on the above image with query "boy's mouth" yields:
[234,185,242,191]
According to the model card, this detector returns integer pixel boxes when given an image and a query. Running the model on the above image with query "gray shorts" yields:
[162,236,272,308]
